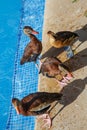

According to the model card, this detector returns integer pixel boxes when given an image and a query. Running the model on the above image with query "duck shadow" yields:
[41,47,65,59]
[75,24,87,43]
[73,24,87,50]
[41,24,87,59]
[63,47,87,72]
[52,77,87,121]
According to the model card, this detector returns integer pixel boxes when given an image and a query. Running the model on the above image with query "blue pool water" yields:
[0,0,45,130]
[0,0,21,129]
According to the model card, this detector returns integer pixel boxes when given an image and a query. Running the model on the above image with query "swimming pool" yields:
[0,0,21,129]
[0,0,45,130]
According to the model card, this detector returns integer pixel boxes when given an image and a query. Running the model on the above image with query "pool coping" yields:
[35,0,87,130]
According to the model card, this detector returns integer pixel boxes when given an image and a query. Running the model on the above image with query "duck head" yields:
[47,31,55,35]
[47,31,56,43]
[47,31,57,37]
[12,98,21,115]
[23,26,39,36]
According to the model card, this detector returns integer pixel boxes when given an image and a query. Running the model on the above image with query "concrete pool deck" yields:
[35,0,87,130]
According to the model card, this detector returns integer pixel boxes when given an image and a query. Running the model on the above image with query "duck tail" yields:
[46,92,63,101]
[73,32,79,38]
[20,57,26,65]
[39,69,41,74]
[75,33,79,37]
[51,93,63,101]
[30,54,39,62]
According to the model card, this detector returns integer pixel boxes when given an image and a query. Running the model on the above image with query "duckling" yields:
[39,57,73,87]
[12,92,63,128]
[47,30,78,48]
[20,26,42,66]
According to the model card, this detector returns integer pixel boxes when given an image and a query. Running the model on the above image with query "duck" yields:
[39,57,73,87]
[12,91,63,128]
[47,30,78,48]
[20,26,42,66]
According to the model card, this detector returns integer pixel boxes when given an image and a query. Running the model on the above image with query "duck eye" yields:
[27,30,31,33]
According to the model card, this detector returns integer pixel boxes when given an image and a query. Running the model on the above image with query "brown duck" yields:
[47,30,78,48]
[39,57,73,87]
[20,26,42,65]
[12,92,62,128]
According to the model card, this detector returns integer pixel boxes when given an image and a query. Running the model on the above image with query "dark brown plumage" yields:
[12,91,62,116]
[39,57,73,86]
[47,30,78,48]
[20,26,42,65]
[12,92,63,128]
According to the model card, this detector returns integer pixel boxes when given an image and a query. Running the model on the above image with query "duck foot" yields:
[38,114,52,128]
[59,81,68,87]
[56,80,67,87]
[65,73,73,80]
[62,76,70,83]
[35,60,42,71]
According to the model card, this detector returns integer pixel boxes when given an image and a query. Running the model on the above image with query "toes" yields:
[38,114,47,120]
[60,81,67,86]
[38,114,50,120]
[65,76,72,80]
[67,73,73,79]
[62,76,69,82]
[40,114,52,128]
[42,119,52,128]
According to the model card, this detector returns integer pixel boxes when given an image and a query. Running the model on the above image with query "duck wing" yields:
[21,92,51,111]
[20,43,33,64]
[21,92,62,112]
[28,34,42,54]
[55,31,78,42]
[21,92,39,103]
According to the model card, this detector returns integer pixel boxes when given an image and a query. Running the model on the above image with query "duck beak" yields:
[32,30,39,34]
